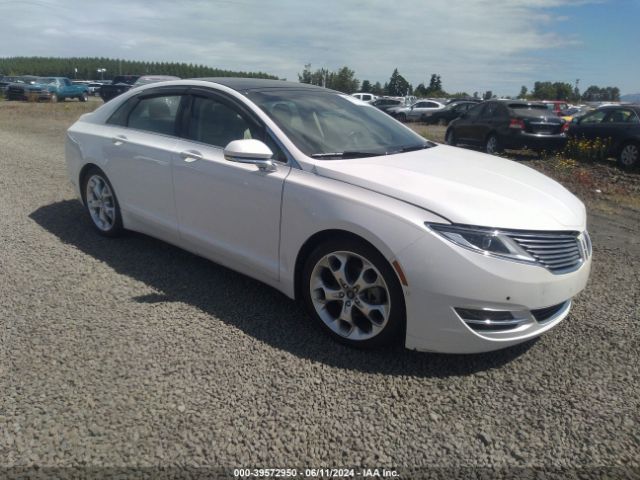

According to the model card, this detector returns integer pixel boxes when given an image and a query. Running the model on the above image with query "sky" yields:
[0,0,637,96]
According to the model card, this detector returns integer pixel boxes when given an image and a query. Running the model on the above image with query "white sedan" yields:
[65,79,591,353]
[388,99,445,122]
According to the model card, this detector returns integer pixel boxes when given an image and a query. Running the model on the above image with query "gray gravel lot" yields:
[0,102,639,478]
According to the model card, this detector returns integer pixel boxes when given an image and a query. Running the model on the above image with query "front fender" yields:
[278,168,447,299]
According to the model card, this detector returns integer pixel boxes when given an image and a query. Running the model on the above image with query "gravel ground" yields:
[0,101,639,479]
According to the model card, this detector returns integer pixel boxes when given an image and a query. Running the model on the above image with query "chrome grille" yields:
[508,231,585,273]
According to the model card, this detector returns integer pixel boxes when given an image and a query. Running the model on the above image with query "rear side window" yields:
[128,95,182,136]
[605,109,640,124]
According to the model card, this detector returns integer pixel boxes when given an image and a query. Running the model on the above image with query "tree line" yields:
[299,64,620,102]
[518,81,620,102]
[0,56,278,81]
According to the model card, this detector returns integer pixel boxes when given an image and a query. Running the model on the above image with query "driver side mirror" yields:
[223,139,275,172]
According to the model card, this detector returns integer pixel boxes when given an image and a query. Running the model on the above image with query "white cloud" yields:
[0,0,607,95]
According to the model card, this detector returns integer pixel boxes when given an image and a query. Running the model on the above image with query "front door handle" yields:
[112,135,128,146]
[180,150,204,163]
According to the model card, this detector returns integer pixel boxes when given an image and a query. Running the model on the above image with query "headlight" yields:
[426,223,536,263]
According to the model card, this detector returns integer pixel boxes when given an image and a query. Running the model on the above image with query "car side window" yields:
[580,110,607,124]
[604,109,639,124]
[465,103,484,119]
[480,103,496,118]
[106,96,140,126]
[186,96,262,149]
[127,95,182,136]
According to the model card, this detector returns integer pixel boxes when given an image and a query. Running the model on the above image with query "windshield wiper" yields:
[391,142,434,154]
[310,151,382,159]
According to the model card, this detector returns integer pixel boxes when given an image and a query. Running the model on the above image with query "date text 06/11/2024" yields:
[233,468,400,478]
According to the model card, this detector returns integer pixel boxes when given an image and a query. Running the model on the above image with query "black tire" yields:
[618,142,639,170]
[437,118,448,126]
[81,167,124,237]
[79,92,88,102]
[445,128,457,146]
[50,93,58,103]
[397,113,407,122]
[485,134,503,155]
[301,238,405,349]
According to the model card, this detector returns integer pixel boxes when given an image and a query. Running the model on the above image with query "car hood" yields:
[311,145,586,231]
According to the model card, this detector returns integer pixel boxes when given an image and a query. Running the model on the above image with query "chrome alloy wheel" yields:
[309,251,391,341]
[86,174,116,231]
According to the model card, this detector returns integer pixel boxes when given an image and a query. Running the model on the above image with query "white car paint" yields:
[66,79,591,353]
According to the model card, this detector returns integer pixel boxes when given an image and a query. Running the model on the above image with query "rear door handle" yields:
[112,135,128,146]
[180,150,204,163]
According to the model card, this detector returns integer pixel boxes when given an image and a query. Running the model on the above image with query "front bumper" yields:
[396,230,591,353]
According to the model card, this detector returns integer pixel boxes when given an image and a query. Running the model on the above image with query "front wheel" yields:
[396,113,407,122]
[82,168,123,237]
[50,93,58,103]
[618,142,639,169]
[445,128,457,146]
[79,92,88,102]
[302,239,405,348]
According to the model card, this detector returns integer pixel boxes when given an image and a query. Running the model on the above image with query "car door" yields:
[452,102,481,142]
[102,88,187,241]
[457,102,492,145]
[599,108,640,153]
[171,89,291,282]
[571,109,607,141]
[61,78,75,98]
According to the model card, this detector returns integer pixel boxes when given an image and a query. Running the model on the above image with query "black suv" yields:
[445,100,567,154]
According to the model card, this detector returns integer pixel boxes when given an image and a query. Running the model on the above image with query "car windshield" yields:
[38,78,56,85]
[247,89,433,158]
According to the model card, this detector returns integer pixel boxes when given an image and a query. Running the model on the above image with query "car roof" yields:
[193,77,330,93]
[596,104,640,112]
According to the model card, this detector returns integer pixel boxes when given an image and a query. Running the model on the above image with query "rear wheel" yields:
[82,168,123,237]
[437,118,448,126]
[618,142,639,169]
[485,134,502,155]
[302,239,405,348]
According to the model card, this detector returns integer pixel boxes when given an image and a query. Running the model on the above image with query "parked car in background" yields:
[541,100,570,116]
[445,100,567,154]
[65,78,591,353]
[88,82,104,96]
[0,75,20,96]
[132,75,180,88]
[389,100,445,122]
[560,105,592,123]
[566,105,640,169]
[6,76,88,102]
[425,101,478,126]
[99,75,141,102]
[351,92,378,103]
[371,97,404,114]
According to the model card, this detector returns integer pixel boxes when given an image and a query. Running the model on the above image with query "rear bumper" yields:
[502,131,567,151]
